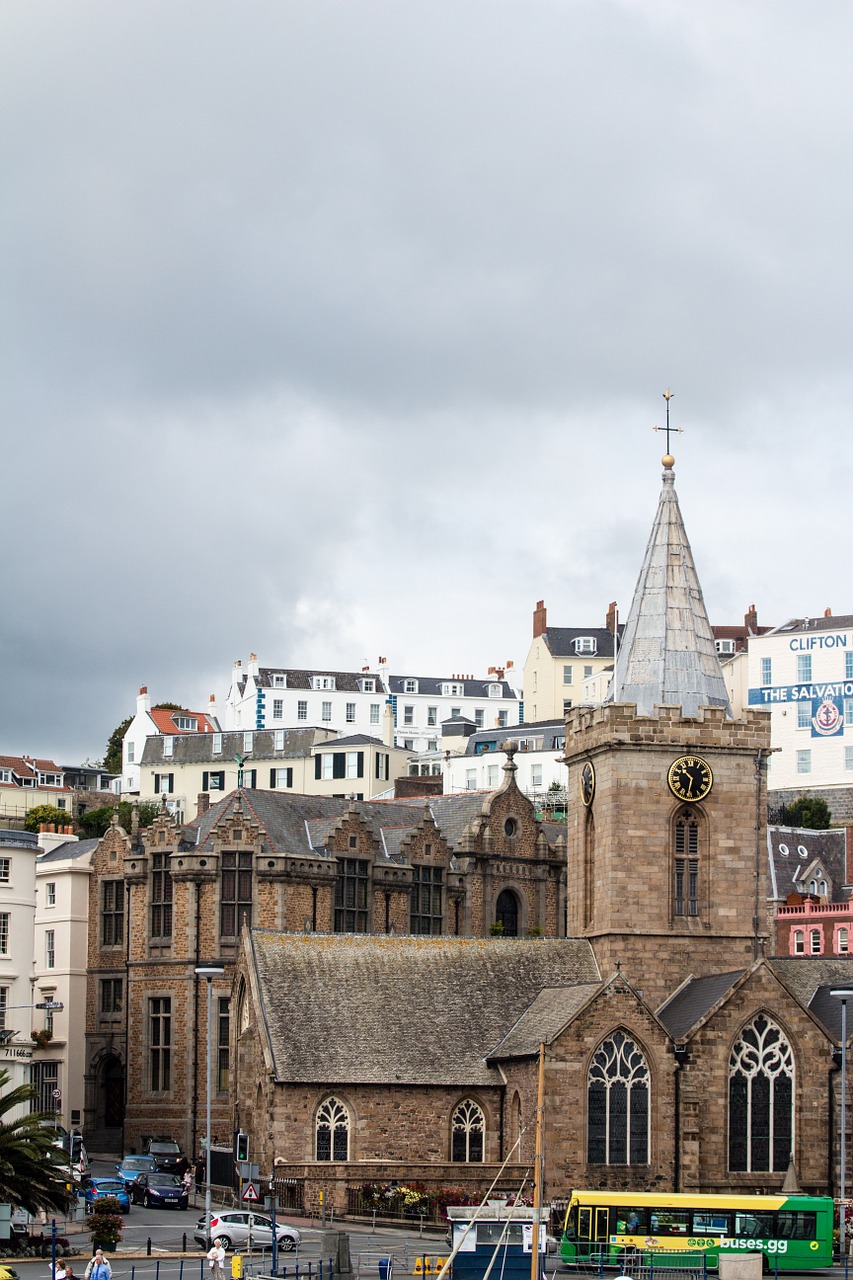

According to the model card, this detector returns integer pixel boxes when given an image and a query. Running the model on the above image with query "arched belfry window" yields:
[587,1030,650,1165]
[673,808,701,917]
[452,1099,485,1162]
[495,889,519,937]
[316,1096,350,1162]
[729,1014,794,1172]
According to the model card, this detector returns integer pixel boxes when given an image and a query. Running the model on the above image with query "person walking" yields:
[207,1237,226,1280]
[84,1250,112,1280]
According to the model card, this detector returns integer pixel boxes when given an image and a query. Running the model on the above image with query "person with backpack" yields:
[84,1249,112,1280]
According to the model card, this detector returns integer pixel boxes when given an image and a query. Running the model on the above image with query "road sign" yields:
[242,1182,259,1202]
[52,1089,61,1100]
[36,1001,64,1011]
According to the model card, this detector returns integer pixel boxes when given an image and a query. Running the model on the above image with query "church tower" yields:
[564,443,772,1006]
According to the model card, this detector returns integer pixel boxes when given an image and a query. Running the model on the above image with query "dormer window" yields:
[39,772,62,787]
[243,731,253,752]
[404,679,418,694]
[361,678,375,693]
[212,733,222,755]
[312,676,336,691]
[488,684,502,697]
[163,736,174,757]
[173,715,198,731]
[272,674,287,688]
[442,682,464,697]
[574,636,597,655]
[715,639,735,655]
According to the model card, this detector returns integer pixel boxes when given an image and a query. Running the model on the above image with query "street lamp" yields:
[196,966,225,1239]
[831,989,853,1255]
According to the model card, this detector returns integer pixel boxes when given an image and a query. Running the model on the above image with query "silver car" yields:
[194,1211,301,1251]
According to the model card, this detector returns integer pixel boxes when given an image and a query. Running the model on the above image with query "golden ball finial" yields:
[662,453,675,469]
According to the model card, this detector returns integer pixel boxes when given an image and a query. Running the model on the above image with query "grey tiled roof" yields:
[608,466,732,718]
[464,721,566,757]
[255,668,389,693]
[488,983,602,1058]
[764,615,853,637]
[767,826,848,902]
[768,956,853,1038]
[656,971,746,1039]
[541,628,619,659]
[388,676,517,699]
[142,727,325,765]
[37,838,100,864]
[250,931,600,1085]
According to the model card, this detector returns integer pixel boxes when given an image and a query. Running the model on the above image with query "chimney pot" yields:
[140,685,147,695]
[533,600,547,638]
[825,607,832,617]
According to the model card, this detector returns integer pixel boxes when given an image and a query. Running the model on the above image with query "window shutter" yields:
[270,768,277,788]
[202,772,209,790]
[215,772,224,790]
[154,775,160,794]
[286,768,293,788]
[248,769,257,788]
[357,752,364,778]
[168,773,174,793]
[333,752,346,779]
[315,755,322,780]
[385,754,390,781]
[375,753,380,779]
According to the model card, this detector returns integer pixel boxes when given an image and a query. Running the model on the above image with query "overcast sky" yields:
[2,0,852,763]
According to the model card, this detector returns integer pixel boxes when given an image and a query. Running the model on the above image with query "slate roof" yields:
[250,930,600,1085]
[487,983,602,1058]
[767,826,849,902]
[463,720,565,757]
[764,615,853,637]
[312,734,386,749]
[768,956,853,1039]
[387,675,517,699]
[254,668,389,693]
[608,464,732,718]
[142,728,327,765]
[540,628,620,660]
[656,971,746,1040]
[37,838,100,864]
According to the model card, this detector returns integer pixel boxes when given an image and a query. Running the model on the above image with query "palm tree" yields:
[0,1069,74,1215]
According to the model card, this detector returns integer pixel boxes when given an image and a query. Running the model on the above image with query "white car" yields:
[195,1211,301,1252]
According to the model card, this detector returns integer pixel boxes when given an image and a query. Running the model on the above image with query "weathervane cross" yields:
[652,387,683,457]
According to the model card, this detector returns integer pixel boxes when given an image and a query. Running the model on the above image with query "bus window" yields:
[616,1209,648,1234]
[564,1205,578,1241]
[579,1208,591,1240]
[693,1212,730,1236]
[650,1211,691,1235]
[777,1212,817,1239]
[735,1213,774,1239]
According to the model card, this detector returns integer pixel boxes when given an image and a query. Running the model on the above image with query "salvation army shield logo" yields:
[812,695,844,736]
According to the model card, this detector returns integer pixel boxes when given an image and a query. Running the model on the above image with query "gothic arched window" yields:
[673,808,700,918]
[495,889,519,937]
[729,1014,794,1172]
[452,1099,485,1162]
[316,1097,350,1162]
[587,1030,650,1165]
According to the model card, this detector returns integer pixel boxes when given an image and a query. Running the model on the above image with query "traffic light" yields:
[235,1132,249,1162]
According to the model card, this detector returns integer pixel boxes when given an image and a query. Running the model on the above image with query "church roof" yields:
[656,970,746,1039]
[768,956,853,1040]
[249,931,600,1085]
[607,462,732,718]
[487,983,602,1058]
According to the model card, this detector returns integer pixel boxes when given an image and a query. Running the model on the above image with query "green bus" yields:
[560,1190,834,1270]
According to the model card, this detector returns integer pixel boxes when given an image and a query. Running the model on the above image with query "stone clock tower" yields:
[564,453,772,1007]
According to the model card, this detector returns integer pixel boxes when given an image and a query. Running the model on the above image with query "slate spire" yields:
[608,458,732,718]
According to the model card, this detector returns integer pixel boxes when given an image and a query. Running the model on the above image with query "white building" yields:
[223,654,520,751]
[122,686,219,794]
[443,719,567,805]
[747,612,853,806]
[0,829,39,1118]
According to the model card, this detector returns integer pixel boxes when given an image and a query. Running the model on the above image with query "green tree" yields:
[78,801,160,839]
[781,796,832,830]
[24,804,72,834]
[103,716,132,774]
[0,1068,74,1215]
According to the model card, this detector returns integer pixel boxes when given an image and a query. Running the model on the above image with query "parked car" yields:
[115,1155,157,1188]
[144,1137,184,1173]
[130,1172,188,1210]
[81,1177,131,1214]
[194,1211,301,1251]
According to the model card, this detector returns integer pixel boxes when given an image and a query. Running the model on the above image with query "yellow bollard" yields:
[231,1254,243,1279]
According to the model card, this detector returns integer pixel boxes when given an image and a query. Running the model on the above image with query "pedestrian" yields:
[85,1250,112,1280]
[54,1258,67,1280]
[207,1237,226,1280]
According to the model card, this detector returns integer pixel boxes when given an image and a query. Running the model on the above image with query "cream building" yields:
[521,600,620,722]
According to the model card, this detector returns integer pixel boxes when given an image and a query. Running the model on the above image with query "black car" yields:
[130,1172,188,1210]
[144,1137,184,1173]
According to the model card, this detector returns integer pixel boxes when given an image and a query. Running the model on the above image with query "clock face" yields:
[667,755,713,802]
[580,761,596,807]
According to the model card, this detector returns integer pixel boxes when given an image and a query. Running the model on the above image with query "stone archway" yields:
[87,1053,125,1152]
[495,889,519,937]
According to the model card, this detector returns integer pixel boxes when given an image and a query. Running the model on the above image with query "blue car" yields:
[115,1155,156,1188]
[130,1172,188,1210]
[81,1177,131,1214]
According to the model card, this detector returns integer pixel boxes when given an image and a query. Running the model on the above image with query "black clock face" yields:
[581,761,595,807]
[667,755,713,802]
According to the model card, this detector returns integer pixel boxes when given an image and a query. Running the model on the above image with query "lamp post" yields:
[196,966,225,1239]
[831,989,853,1255]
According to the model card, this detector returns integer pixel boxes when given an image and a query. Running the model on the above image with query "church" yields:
[84,451,853,1217]
[231,452,853,1212]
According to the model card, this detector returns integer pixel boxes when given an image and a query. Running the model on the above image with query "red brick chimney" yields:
[197,793,211,818]
[606,601,618,635]
[533,600,547,638]
[744,604,758,633]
